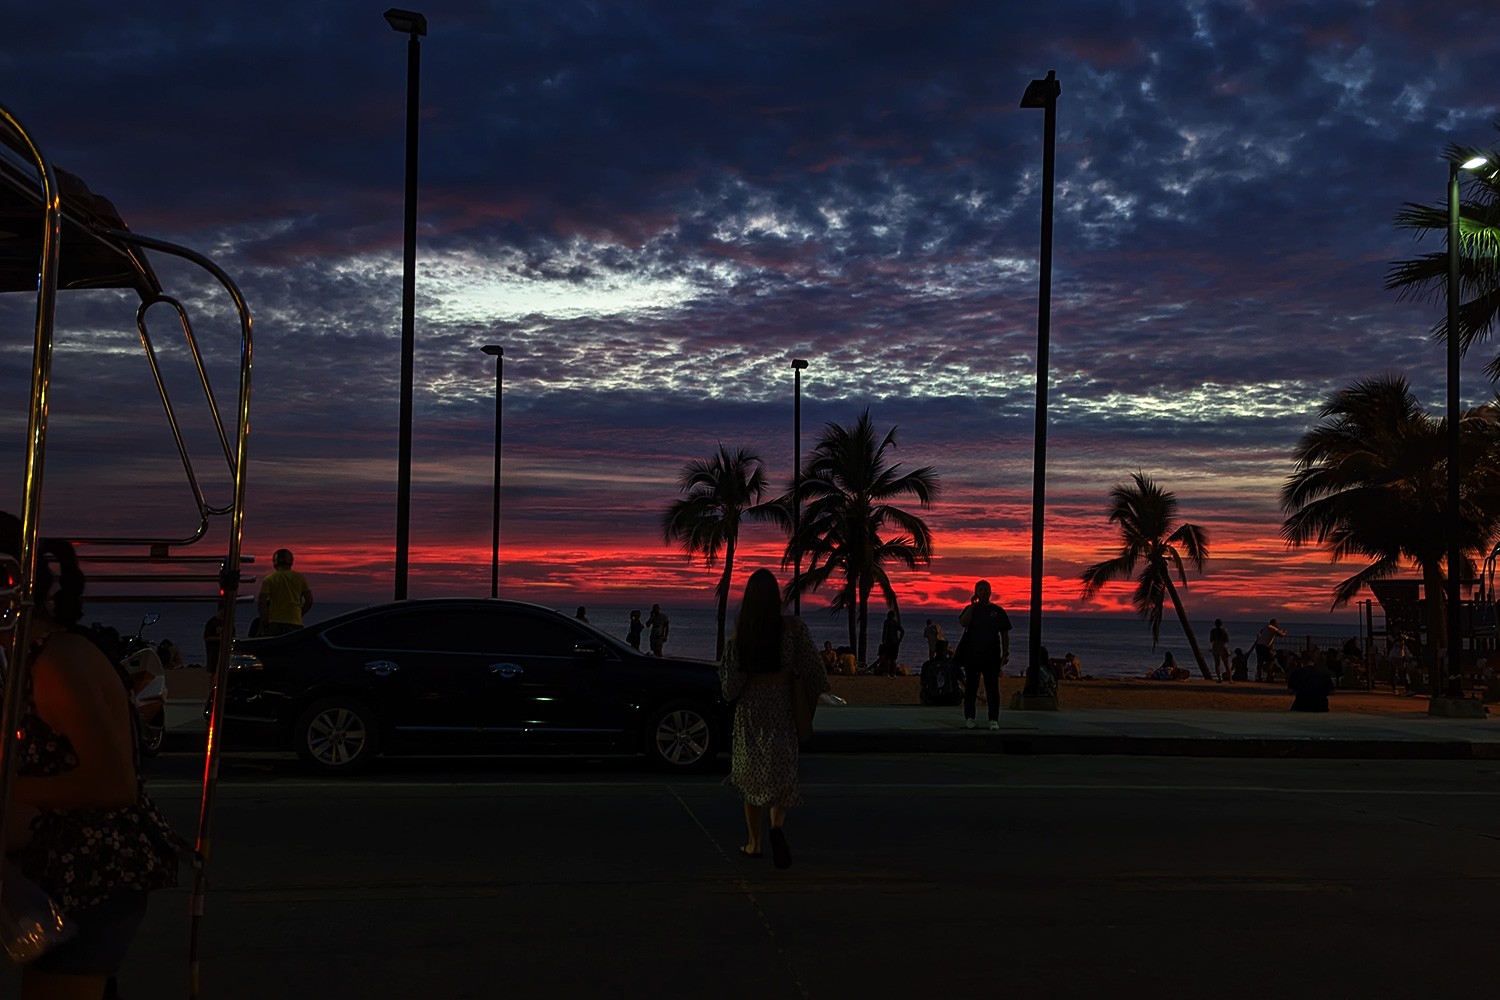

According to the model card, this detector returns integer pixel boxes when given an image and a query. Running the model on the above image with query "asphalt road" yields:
[8,752,1500,999]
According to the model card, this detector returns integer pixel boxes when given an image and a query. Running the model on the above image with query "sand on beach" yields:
[826,673,1459,714]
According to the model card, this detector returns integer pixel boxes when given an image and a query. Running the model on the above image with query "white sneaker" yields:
[964,717,976,729]
[989,720,1000,731]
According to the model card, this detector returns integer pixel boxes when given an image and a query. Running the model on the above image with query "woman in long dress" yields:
[719,569,828,869]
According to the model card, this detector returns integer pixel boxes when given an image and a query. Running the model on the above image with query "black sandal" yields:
[738,846,762,858]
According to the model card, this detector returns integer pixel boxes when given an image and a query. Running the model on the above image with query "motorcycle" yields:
[119,613,167,757]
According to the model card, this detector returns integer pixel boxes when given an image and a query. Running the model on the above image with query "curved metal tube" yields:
[95,226,254,999]
[71,227,255,549]
[134,295,236,517]
[0,103,62,914]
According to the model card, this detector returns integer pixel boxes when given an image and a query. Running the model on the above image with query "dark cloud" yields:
[3,0,1498,612]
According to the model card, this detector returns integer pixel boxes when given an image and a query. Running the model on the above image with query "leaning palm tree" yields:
[786,410,939,665]
[1280,373,1500,681]
[661,446,773,659]
[1386,131,1500,376]
[1080,472,1213,680]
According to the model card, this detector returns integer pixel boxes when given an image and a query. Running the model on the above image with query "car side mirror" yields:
[573,641,607,661]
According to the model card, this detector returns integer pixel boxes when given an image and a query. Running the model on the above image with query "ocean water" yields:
[81,599,1364,681]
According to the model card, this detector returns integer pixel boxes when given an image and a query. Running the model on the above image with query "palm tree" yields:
[1280,374,1500,680]
[786,410,939,665]
[1386,130,1500,376]
[1080,472,1213,680]
[660,446,773,659]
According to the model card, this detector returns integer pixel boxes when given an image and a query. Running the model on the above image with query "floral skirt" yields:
[727,717,803,808]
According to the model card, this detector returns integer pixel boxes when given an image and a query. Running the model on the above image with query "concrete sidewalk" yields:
[164,700,1499,759]
[811,703,1499,758]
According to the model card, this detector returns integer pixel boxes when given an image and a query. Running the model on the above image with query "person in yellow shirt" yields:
[257,548,314,637]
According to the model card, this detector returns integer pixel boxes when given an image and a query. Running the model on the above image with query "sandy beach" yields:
[827,674,1454,715]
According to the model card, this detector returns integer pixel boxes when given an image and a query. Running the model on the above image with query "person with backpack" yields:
[920,640,962,705]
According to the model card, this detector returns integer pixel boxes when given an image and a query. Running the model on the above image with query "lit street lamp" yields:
[481,345,503,599]
[1019,70,1061,701]
[1442,153,1490,702]
[791,358,809,614]
[386,7,426,601]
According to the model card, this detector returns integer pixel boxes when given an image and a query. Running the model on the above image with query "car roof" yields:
[311,598,578,627]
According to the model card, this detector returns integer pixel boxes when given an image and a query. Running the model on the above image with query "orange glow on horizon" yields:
[255,514,1378,620]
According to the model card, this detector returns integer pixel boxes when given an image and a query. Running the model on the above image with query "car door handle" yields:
[490,662,523,678]
[364,660,401,676]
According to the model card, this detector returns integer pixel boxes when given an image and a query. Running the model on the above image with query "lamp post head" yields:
[480,345,503,357]
[791,358,809,370]
[1020,70,1061,109]
[384,8,427,35]
[1461,155,1490,171]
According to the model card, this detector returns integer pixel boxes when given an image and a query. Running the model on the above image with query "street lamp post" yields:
[1442,154,1490,701]
[481,345,503,599]
[792,358,809,614]
[386,7,426,601]
[1020,70,1061,701]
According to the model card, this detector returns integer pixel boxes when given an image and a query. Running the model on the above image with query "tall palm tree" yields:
[786,410,939,665]
[1080,472,1213,680]
[1386,131,1500,376]
[660,446,772,659]
[1280,374,1500,679]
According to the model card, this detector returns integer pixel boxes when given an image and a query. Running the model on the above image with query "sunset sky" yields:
[3,0,1500,622]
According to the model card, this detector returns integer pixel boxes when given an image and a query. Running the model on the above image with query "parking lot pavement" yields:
[164,699,1500,760]
[22,753,1494,999]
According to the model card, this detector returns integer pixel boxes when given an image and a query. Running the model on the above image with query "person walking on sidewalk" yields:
[719,569,828,870]
[957,579,1011,730]
[257,548,313,637]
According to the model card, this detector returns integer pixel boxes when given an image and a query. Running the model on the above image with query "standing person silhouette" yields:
[257,548,313,637]
[922,618,945,659]
[647,604,670,657]
[719,569,828,869]
[1209,618,1231,683]
[957,580,1011,730]
[880,609,905,675]
[1,512,180,999]
[626,610,644,650]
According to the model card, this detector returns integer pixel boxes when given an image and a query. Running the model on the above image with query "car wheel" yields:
[294,696,381,775]
[645,700,717,773]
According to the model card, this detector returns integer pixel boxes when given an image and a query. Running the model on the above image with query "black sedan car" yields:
[222,599,728,775]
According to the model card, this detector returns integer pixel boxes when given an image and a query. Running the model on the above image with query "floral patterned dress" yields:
[7,635,181,914]
[719,616,829,808]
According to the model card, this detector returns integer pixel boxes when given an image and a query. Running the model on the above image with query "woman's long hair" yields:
[0,511,86,626]
[733,568,783,674]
